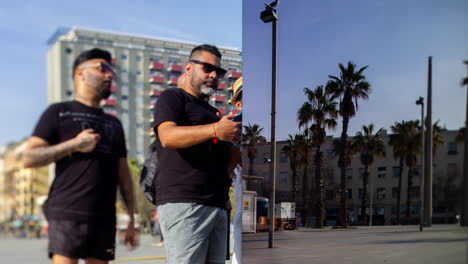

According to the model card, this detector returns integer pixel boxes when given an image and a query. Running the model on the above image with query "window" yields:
[151,84,162,90]
[377,167,386,178]
[121,95,128,100]
[409,186,420,199]
[326,190,335,200]
[326,149,334,160]
[165,48,179,54]
[168,58,179,65]
[376,187,386,200]
[169,72,181,79]
[392,187,399,199]
[150,71,163,77]
[358,188,364,199]
[279,152,288,163]
[392,167,400,178]
[228,67,237,72]
[65,48,72,54]
[447,163,458,178]
[136,55,142,62]
[359,168,365,178]
[227,78,236,87]
[120,54,128,60]
[136,70,142,75]
[448,142,458,154]
[346,168,353,180]
[279,172,288,183]
[347,188,352,200]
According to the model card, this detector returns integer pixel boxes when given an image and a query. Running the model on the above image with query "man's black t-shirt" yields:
[152,88,230,209]
[32,100,126,221]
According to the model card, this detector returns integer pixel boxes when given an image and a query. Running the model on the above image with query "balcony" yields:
[167,64,183,72]
[228,72,242,79]
[149,62,165,71]
[103,99,117,106]
[150,89,163,97]
[216,107,226,115]
[149,130,155,137]
[167,77,178,86]
[150,102,157,110]
[211,95,226,102]
[231,109,241,115]
[149,76,165,83]
[110,85,118,93]
[218,83,226,89]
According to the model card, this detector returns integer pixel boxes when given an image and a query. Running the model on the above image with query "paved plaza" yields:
[243,224,468,264]
[0,233,234,264]
[1,225,466,263]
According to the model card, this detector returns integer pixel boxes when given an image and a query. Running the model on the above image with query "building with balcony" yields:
[1,141,50,220]
[245,129,464,226]
[47,27,242,162]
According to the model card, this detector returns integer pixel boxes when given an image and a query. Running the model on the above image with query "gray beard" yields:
[200,86,214,97]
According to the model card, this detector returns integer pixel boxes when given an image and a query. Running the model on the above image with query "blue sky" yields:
[0,1,241,146]
[243,0,467,141]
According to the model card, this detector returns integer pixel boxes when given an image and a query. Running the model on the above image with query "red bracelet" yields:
[212,123,218,144]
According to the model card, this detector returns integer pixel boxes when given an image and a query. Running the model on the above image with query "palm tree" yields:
[282,134,303,207]
[295,129,314,227]
[462,60,468,87]
[242,123,266,177]
[298,85,338,228]
[431,121,445,158]
[389,121,422,221]
[456,127,465,143]
[332,138,356,169]
[402,121,421,218]
[354,124,386,223]
[326,61,371,227]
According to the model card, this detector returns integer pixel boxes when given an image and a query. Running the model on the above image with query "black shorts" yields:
[48,218,116,261]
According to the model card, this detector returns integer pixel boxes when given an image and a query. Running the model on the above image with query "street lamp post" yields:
[260,0,279,249]
[369,165,373,226]
[462,61,468,226]
[424,57,433,227]
[416,96,425,232]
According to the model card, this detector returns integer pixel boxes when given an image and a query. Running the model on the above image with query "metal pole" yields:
[462,62,468,226]
[369,166,373,226]
[424,56,433,227]
[268,17,278,249]
[418,98,425,232]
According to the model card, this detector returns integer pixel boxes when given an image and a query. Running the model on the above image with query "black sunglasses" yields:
[189,60,227,78]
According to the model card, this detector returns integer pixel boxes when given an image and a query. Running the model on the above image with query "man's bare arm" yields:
[118,158,135,221]
[23,129,100,168]
[117,158,138,247]
[158,114,241,149]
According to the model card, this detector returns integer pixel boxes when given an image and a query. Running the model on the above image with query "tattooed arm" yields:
[22,129,100,168]
[118,158,138,248]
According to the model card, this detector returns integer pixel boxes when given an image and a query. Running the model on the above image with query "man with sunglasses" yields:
[153,44,241,264]
[23,48,137,264]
